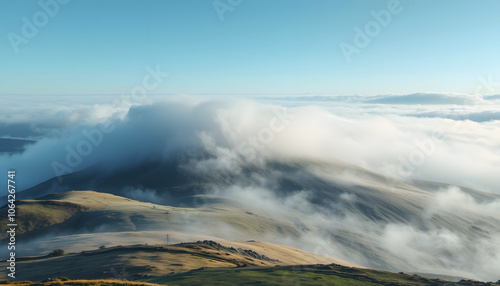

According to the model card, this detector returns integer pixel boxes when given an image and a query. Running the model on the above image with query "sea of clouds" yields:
[1,93,500,281]
[1,93,499,194]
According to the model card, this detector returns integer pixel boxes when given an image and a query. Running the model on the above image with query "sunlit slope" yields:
[3,253,497,285]
[0,190,306,242]
[0,240,356,281]
[6,158,500,280]
[16,158,500,229]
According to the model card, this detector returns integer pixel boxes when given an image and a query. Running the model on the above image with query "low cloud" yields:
[381,224,500,281]
[1,95,499,193]
[430,186,500,216]
[1,95,499,281]
[211,182,500,281]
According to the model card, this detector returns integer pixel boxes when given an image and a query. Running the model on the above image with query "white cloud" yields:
[1,94,499,281]
[1,95,499,192]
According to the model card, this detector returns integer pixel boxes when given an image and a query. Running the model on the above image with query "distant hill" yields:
[364,93,481,105]
[0,137,35,154]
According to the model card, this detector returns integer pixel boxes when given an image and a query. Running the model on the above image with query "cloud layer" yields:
[1,94,499,281]
[1,93,499,192]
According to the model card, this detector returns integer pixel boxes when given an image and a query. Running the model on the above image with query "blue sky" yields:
[1,0,499,96]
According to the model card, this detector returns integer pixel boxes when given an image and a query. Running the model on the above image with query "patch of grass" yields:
[143,267,383,286]
[141,264,498,286]
[62,280,160,286]
[4,280,161,286]
[0,201,86,239]
[11,267,500,286]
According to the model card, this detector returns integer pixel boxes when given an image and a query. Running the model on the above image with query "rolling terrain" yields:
[0,190,309,251]
[2,240,498,285]
[1,240,355,281]
[2,158,500,281]
[4,257,499,285]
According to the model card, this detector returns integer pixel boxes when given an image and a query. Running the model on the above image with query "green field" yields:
[144,269,381,285]
[142,264,496,286]
[5,264,498,286]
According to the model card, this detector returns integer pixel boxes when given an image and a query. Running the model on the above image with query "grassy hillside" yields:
[5,157,500,281]
[0,200,87,239]
[143,265,499,286]
[0,190,306,244]
[4,265,498,286]
[1,280,161,286]
[0,241,353,281]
